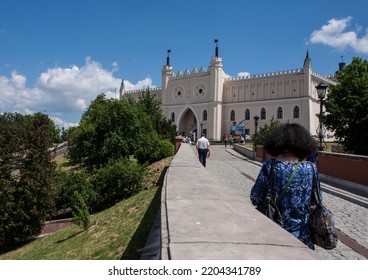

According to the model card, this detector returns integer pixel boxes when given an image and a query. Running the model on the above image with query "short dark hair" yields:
[264,123,317,159]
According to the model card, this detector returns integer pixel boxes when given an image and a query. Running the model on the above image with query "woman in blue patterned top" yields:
[250,123,320,249]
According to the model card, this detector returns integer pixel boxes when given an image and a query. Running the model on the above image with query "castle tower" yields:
[208,39,224,141]
[161,49,173,106]
[303,50,315,133]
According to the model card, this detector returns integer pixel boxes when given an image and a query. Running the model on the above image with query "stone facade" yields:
[122,48,337,142]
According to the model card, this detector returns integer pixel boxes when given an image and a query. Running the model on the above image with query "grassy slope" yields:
[0,156,172,260]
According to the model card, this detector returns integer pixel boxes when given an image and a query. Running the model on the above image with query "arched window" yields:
[245,109,250,120]
[261,108,266,120]
[277,107,283,119]
[230,110,235,121]
[203,109,208,121]
[293,106,300,118]
[171,112,175,122]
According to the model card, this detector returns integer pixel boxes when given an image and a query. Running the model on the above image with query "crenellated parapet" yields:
[124,87,162,95]
[311,71,337,84]
[170,66,209,80]
[225,69,304,81]
[121,87,162,102]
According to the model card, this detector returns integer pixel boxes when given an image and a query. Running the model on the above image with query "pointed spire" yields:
[166,49,171,66]
[214,39,219,57]
[119,78,125,100]
[303,50,311,68]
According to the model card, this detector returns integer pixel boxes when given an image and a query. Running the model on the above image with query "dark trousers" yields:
[198,149,208,167]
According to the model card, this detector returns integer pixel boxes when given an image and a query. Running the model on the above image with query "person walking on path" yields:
[196,133,210,167]
[250,123,319,249]
[223,133,228,148]
[229,135,234,148]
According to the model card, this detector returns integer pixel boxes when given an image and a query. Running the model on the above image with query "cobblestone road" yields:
[192,144,368,260]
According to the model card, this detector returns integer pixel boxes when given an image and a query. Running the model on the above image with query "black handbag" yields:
[309,164,338,250]
[256,160,300,226]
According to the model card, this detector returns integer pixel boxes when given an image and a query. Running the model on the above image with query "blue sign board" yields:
[230,125,245,133]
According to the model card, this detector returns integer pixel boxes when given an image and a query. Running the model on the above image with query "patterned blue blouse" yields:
[250,159,321,250]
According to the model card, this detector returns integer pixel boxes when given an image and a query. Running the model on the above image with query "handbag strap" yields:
[276,161,301,203]
[310,163,322,205]
[266,159,276,201]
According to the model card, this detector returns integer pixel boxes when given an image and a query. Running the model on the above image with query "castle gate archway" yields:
[179,108,198,140]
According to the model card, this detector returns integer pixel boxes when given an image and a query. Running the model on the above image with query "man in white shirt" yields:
[196,133,210,167]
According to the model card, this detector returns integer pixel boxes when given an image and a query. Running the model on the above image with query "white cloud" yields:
[310,17,368,54]
[237,72,250,77]
[51,116,79,130]
[11,71,27,89]
[0,58,156,129]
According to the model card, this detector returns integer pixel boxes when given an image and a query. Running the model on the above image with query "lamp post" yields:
[200,123,203,136]
[254,116,260,136]
[253,116,260,152]
[315,81,328,151]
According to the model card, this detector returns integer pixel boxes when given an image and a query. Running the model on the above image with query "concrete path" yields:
[141,143,367,260]
[203,144,368,260]
[159,144,320,259]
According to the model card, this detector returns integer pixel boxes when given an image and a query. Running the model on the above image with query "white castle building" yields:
[121,42,339,142]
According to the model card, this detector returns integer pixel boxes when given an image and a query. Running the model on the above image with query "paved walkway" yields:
[142,143,368,260]
[200,144,368,260]
[159,144,321,260]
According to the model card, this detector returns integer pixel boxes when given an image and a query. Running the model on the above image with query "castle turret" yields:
[209,40,224,102]
[336,56,346,74]
[161,49,173,105]
[209,39,224,141]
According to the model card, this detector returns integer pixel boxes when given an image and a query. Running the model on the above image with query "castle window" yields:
[245,109,250,120]
[293,106,300,118]
[171,112,175,122]
[203,110,208,121]
[277,107,283,119]
[261,108,266,120]
[230,110,235,121]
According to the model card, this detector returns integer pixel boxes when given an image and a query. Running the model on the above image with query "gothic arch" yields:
[178,107,200,138]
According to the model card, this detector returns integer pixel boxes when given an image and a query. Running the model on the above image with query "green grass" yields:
[0,156,172,260]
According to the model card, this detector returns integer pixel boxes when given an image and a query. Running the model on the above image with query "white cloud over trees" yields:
[0,58,156,129]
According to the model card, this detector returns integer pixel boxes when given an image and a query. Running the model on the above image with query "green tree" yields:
[325,57,368,155]
[252,117,281,148]
[0,113,58,246]
[68,93,174,171]
[92,158,145,208]
[56,169,98,211]
[71,191,91,231]
[136,88,176,142]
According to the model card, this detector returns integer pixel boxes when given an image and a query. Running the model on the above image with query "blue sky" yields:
[1,0,367,128]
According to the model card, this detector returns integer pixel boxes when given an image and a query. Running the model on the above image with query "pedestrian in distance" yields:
[230,135,234,147]
[223,133,228,148]
[196,133,210,167]
[250,123,320,249]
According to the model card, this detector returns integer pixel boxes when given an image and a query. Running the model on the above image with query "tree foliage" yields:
[136,89,177,142]
[325,57,368,155]
[0,113,58,246]
[56,169,98,211]
[71,191,91,231]
[67,93,175,171]
[92,158,145,208]
[252,117,282,147]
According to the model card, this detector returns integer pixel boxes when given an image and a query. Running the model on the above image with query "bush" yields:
[252,117,281,148]
[71,191,91,230]
[56,170,99,212]
[152,139,174,162]
[92,158,145,208]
